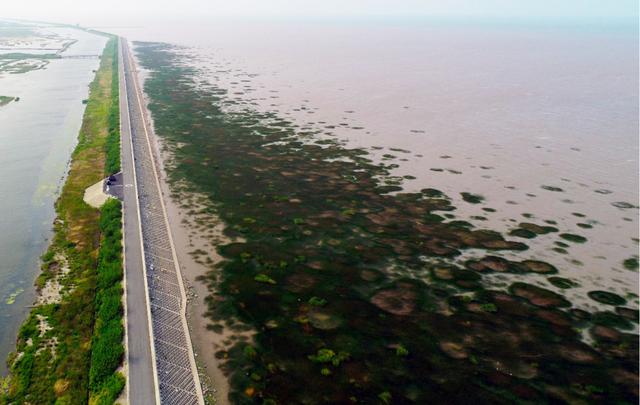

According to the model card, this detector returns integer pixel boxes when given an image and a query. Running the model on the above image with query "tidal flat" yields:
[135,42,638,404]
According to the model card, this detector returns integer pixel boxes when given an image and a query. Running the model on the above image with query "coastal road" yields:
[120,38,205,405]
[119,38,159,405]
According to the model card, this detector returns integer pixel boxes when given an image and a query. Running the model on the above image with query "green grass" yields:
[89,200,124,393]
[104,43,120,176]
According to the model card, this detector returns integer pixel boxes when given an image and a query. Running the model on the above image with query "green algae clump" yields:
[254,274,277,285]
[133,42,640,405]
[460,192,484,204]
[509,228,537,239]
[548,277,578,289]
[509,282,571,308]
[559,233,587,243]
[623,257,638,271]
[587,290,626,306]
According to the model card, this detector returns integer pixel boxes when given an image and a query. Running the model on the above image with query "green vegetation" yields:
[611,201,638,209]
[0,96,14,107]
[136,42,638,405]
[479,303,497,312]
[308,297,327,307]
[508,228,537,239]
[308,349,349,367]
[254,274,276,285]
[587,290,626,306]
[460,192,484,204]
[395,344,409,357]
[89,200,125,402]
[548,276,578,289]
[2,37,123,404]
[518,222,558,235]
[559,233,588,243]
[104,44,121,175]
[623,257,638,271]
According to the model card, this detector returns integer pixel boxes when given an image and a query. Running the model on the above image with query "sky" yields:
[2,0,638,26]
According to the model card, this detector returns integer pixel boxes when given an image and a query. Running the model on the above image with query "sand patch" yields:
[37,254,71,305]
[83,179,112,208]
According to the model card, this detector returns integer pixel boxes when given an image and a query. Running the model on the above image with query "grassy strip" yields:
[89,200,125,404]
[88,35,125,405]
[104,43,120,176]
[1,36,124,404]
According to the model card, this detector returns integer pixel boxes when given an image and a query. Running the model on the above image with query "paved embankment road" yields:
[119,37,159,405]
[120,37,205,405]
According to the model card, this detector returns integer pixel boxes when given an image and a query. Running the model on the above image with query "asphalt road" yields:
[120,38,204,405]
[104,172,123,200]
[119,38,160,405]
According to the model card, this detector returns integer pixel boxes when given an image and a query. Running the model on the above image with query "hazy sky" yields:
[2,0,638,25]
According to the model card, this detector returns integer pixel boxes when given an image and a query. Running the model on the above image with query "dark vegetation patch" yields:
[460,192,484,204]
[559,233,588,244]
[615,307,639,323]
[548,277,578,289]
[465,257,556,275]
[612,201,638,209]
[587,291,627,307]
[541,185,564,192]
[135,42,639,405]
[518,222,558,235]
[623,257,639,271]
[509,283,571,308]
[591,311,634,330]
[508,228,537,239]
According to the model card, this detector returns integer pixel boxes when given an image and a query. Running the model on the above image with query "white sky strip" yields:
[1,0,638,25]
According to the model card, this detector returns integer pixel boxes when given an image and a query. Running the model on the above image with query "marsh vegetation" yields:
[1,37,124,404]
[136,42,638,404]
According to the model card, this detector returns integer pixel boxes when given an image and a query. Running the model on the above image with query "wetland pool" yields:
[0,20,106,374]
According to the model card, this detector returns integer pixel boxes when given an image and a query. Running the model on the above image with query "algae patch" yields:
[5,288,24,305]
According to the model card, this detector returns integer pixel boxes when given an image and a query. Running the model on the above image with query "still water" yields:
[113,18,638,311]
[0,23,106,373]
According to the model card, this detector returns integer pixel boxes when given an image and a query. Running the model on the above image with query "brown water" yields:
[112,18,638,310]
